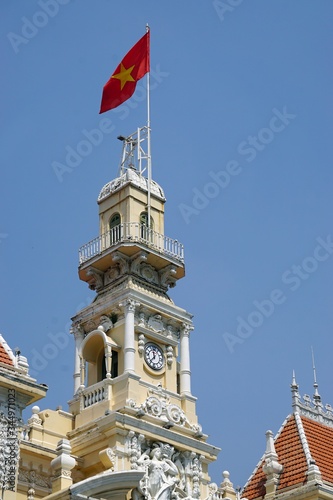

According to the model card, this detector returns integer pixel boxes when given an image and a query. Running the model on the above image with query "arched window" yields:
[109,213,121,245]
[140,212,154,241]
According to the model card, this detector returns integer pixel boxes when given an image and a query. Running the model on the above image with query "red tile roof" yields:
[302,415,333,484]
[0,339,14,366]
[242,413,333,500]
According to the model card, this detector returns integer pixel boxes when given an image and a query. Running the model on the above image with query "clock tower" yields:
[67,127,222,499]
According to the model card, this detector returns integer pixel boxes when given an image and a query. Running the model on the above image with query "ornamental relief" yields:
[127,432,203,500]
[127,385,202,434]
[84,252,178,291]
[136,312,180,340]
[104,265,120,284]
[86,267,104,291]
[141,263,159,284]
[147,314,164,333]
[18,468,51,489]
[130,252,177,290]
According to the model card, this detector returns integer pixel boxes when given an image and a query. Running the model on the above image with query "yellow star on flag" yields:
[111,62,135,90]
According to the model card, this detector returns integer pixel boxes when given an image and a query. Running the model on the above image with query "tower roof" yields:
[242,414,333,499]
[242,377,333,499]
[98,168,166,203]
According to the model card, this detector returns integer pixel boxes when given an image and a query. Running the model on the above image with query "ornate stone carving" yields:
[27,406,42,426]
[85,319,97,333]
[27,487,35,500]
[130,385,202,433]
[159,265,177,289]
[127,431,145,470]
[138,334,145,355]
[50,439,76,480]
[182,323,194,337]
[52,468,72,479]
[173,450,202,498]
[147,314,165,333]
[86,267,104,291]
[166,345,173,366]
[141,263,159,284]
[104,265,120,285]
[98,315,113,332]
[138,312,146,327]
[206,482,223,500]
[71,322,84,341]
[112,251,130,275]
[18,468,51,489]
[166,325,174,338]
[131,251,148,275]
[122,298,139,313]
[291,378,333,427]
[129,437,204,500]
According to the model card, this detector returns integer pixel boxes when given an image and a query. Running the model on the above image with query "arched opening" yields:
[80,330,120,387]
[140,211,154,241]
[109,212,121,245]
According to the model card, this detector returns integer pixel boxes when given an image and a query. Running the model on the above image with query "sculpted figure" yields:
[135,445,179,500]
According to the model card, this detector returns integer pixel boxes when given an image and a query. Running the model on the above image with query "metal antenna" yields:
[117,127,150,179]
[117,133,138,174]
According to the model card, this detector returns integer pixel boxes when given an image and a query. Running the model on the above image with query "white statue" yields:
[134,445,179,500]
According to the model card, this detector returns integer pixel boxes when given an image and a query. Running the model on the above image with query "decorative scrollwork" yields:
[166,405,186,426]
[131,385,202,432]
[143,396,163,417]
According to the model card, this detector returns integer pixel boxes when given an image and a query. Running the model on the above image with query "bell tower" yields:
[67,127,220,499]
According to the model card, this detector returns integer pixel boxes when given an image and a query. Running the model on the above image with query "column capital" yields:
[120,298,140,313]
[181,322,194,337]
[70,322,84,341]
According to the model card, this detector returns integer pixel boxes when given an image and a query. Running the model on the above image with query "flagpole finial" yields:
[146,23,150,32]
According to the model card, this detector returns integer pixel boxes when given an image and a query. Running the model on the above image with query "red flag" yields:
[99,31,150,113]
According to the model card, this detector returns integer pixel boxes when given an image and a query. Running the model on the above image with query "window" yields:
[140,212,154,241]
[109,213,121,244]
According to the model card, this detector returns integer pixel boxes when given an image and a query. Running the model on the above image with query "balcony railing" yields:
[83,384,106,408]
[79,223,184,265]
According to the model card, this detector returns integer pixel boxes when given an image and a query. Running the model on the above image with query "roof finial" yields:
[311,347,321,406]
[291,370,300,412]
[291,369,297,388]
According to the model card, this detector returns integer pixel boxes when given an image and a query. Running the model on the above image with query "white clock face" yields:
[144,343,164,371]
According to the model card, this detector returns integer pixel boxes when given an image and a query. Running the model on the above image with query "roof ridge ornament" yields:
[290,369,333,427]
[291,370,300,413]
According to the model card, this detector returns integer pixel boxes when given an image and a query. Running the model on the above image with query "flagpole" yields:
[146,24,151,229]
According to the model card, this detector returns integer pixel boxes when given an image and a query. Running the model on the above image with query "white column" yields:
[71,324,84,394]
[122,299,139,373]
[180,323,193,396]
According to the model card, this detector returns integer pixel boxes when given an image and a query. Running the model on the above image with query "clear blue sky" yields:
[1,0,333,489]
